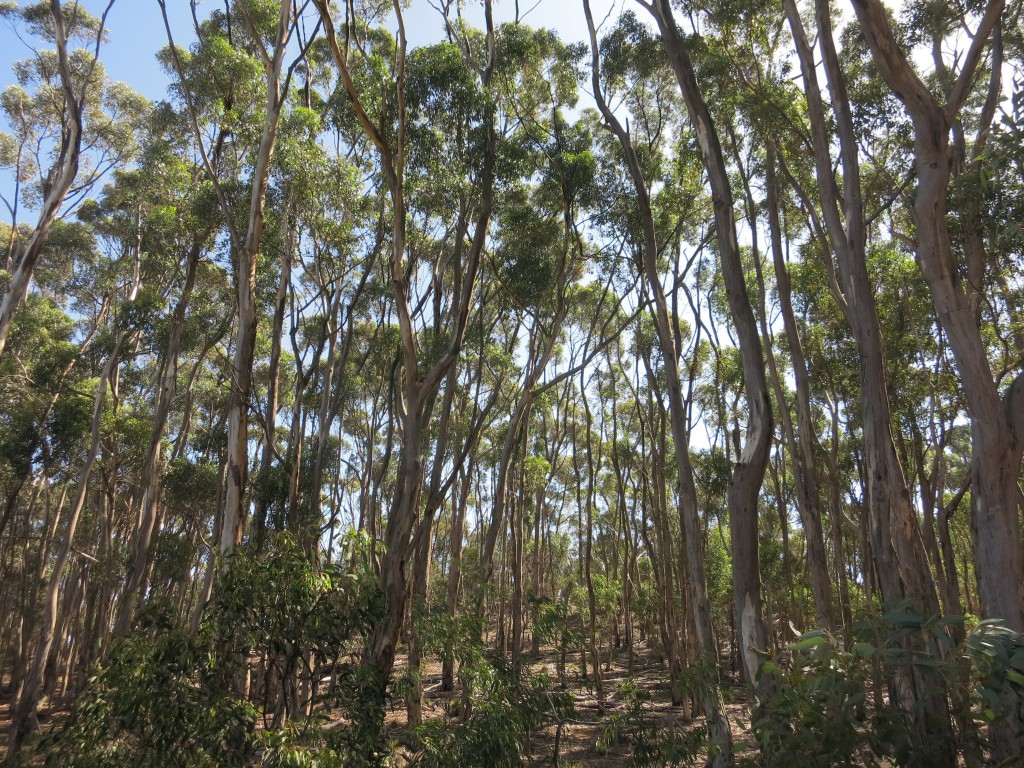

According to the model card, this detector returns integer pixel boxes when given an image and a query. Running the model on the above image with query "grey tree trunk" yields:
[646,0,774,693]
[850,2,1022,756]
[765,148,835,630]
[583,3,733,761]
[0,0,96,359]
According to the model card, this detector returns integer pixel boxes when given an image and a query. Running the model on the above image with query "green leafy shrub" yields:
[596,679,705,767]
[256,719,347,768]
[43,532,383,767]
[414,659,572,768]
[41,603,255,768]
[752,608,1024,767]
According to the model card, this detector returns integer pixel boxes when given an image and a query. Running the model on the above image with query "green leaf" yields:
[790,635,827,651]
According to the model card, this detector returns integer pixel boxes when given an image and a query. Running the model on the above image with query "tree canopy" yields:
[0,1,1022,766]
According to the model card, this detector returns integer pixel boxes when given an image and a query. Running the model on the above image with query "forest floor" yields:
[386,642,759,766]
[0,642,759,766]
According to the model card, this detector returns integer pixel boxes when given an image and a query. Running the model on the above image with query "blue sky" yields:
[1,1,196,102]
[0,0,621,99]
[0,0,620,219]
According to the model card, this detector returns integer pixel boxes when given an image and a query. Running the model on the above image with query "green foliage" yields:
[413,660,571,768]
[210,531,383,672]
[43,533,383,768]
[596,680,705,767]
[256,719,347,768]
[752,609,1024,767]
[495,198,562,308]
[41,603,256,768]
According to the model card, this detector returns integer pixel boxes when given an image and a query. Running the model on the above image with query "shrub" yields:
[413,658,572,768]
[596,679,705,767]
[43,532,383,767]
[751,608,1024,767]
[41,603,255,768]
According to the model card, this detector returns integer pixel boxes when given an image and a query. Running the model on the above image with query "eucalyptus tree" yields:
[113,125,226,635]
[0,256,104,705]
[158,0,310,554]
[639,0,775,701]
[6,154,158,756]
[0,0,145,359]
[851,0,1022,631]
[310,7,498,744]
[583,5,733,761]
[690,7,837,630]
[849,0,1023,757]
[478,43,603,587]
[782,0,941,630]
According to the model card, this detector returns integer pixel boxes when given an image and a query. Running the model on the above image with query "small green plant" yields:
[752,607,1024,767]
[41,602,255,768]
[596,679,705,767]
[42,532,384,767]
[257,718,347,768]
[413,658,572,768]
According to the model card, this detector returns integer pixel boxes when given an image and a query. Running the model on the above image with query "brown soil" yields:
[0,642,757,766]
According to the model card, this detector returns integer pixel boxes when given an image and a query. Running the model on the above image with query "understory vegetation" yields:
[1,0,1023,766]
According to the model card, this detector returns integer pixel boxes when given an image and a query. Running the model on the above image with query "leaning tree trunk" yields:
[647,0,775,693]
[0,0,91,360]
[786,1,955,761]
[583,3,733,761]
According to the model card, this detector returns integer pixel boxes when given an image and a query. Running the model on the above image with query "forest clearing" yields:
[0,0,1022,766]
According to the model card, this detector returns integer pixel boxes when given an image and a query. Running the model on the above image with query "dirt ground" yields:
[386,642,757,766]
[0,641,757,766]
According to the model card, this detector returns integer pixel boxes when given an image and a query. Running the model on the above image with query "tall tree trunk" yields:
[646,0,774,693]
[765,147,835,630]
[8,326,134,755]
[583,3,733,760]
[314,6,495,752]
[220,0,295,552]
[851,0,1022,635]
[0,0,99,359]
[115,239,204,634]
[786,2,954,760]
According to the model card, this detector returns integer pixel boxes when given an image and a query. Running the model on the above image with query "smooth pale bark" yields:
[115,238,204,635]
[221,1,296,552]
[9,299,139,756]
[849,0,1023,634]
[852,3,1022,756]
[645,0,774,693]
[765,148,834,630]
[0,1,112,359]
[583,3,733,762]
[786,2,955,760]
[313,2,495,722]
